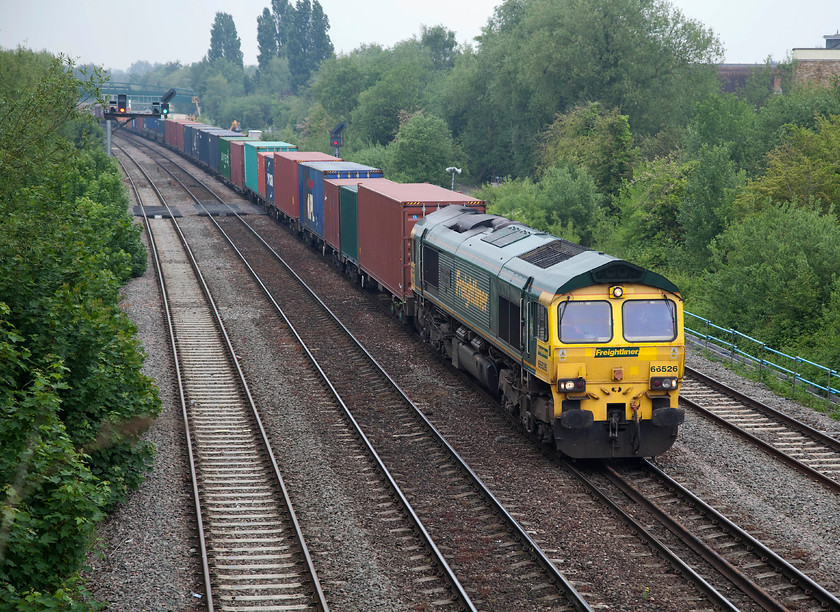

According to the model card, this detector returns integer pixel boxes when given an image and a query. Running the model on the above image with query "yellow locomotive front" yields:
[544,282,685,458]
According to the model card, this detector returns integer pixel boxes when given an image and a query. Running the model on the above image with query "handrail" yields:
[684,311,838,409]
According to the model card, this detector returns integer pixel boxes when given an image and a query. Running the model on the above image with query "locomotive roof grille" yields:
[518,239,590,269]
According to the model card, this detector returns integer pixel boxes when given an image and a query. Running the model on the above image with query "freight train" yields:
[121,115,685,459]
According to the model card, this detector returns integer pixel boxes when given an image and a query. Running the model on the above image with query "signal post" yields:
[103,89,176,156]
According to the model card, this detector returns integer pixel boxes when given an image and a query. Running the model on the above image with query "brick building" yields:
[792,32,840,86]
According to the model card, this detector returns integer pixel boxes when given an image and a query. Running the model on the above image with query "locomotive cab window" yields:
[422,245,439,289]
[532,303,548,342]
[623,299,677,342]
[498,296,521,348]
[558,301,612,344]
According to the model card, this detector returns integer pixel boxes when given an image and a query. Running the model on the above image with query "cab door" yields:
[530,300,552,381]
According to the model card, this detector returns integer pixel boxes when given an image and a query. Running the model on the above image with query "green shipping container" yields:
[339,185,359,263]
[244,141,296,195]
[220,137,253,180]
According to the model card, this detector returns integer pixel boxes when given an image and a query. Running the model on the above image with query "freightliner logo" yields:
[594,347,640,358]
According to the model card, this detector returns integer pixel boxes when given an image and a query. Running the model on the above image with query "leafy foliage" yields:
[442,0,722,178]
[538,102,639,200]
[258,0,333,92]
[679,144,744,269]
[1,49,160,605]
[477,162,604,245]
[0,307,106,600]
[420,25,458,71]
[385,112,464,185]
[695,203,840,349]
[605,155,689,270]
[735,114,840,214]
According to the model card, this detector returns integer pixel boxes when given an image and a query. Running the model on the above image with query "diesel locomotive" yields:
[411,206,685,458]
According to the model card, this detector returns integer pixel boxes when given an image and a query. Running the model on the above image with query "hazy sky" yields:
[1,0,839,71]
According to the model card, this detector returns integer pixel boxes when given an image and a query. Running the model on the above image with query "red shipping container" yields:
[230,140,246,189]
[273,152,341,220]
[323,177,394,253]
[166,118,181,150]
[164,119,175,148]
[178,120,199,153]
[174,120,187,152]
[357,183,485,299]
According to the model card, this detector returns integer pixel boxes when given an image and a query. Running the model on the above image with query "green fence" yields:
[684,311,838,409]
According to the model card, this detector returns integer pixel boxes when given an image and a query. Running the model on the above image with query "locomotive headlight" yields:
[650,377,679,390]
[610,285,624,299]
[559,378,586,393]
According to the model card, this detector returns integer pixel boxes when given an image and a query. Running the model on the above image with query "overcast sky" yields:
[1,0,839,71]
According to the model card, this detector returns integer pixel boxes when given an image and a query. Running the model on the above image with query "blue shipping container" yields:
[206,129,240,172]
[183,123,207,161]
[196,127,228,168]
[265,154,275,204]
[298,161,384,239]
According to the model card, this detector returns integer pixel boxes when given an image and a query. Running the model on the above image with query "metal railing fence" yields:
[684,311,838,410]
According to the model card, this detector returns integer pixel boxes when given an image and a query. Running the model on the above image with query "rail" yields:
[684,311,838,410]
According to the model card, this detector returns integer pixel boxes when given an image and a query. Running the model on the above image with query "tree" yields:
[607,155,689,270]
[259,0,333,92]
[685,93,761,174]
[538,102,638,200]
[287,0,334,90]
[679,144,744,270]
[0,48,159,606]
[311,55,366,118]
[257,8,278,69]
[478,162,604,246]
[385,112,464,184]
[272,0,291,54]
[285,0,313,89]
[440,0,723,178]
[421,25,458,71]
[208,12,243,68]
[350,62,427,145]
[735,114,840,214]
[803,279,840,369]
[697,203,840,349]
[309,1,333,70]
[255,56,293,96]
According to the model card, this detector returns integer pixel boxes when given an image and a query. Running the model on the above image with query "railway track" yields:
[117,144,329,611]
[682,367,840,494]
[191,185,590,609]
[118,135,591,610]
[575,459,840,611]
[119,132,840,610]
